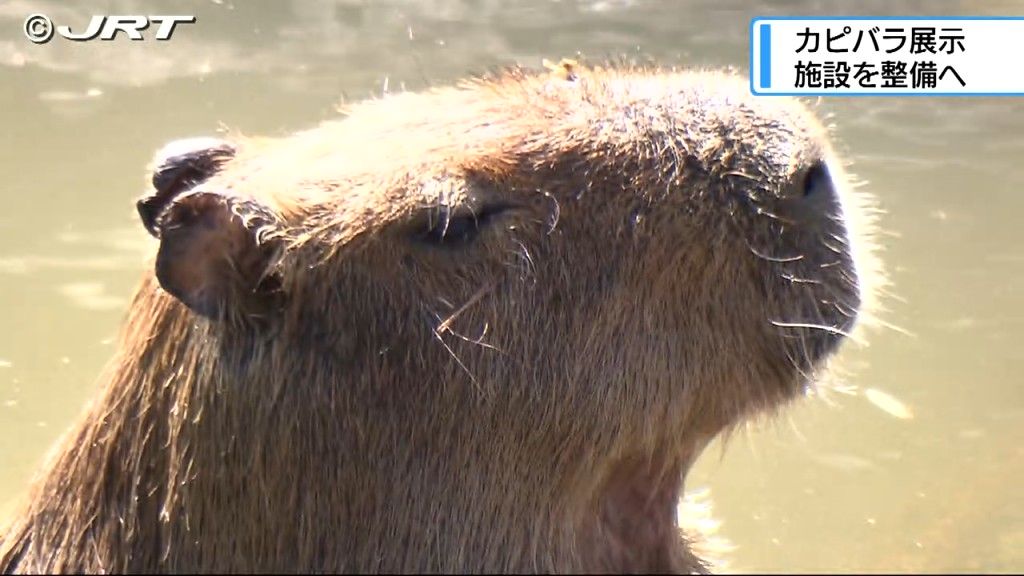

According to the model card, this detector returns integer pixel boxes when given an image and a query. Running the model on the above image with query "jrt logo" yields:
[24,14,196,44]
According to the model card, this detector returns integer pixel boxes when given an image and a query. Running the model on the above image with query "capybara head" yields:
[0,62,878,573]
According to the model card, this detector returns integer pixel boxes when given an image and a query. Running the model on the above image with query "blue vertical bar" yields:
[759,23,771,89]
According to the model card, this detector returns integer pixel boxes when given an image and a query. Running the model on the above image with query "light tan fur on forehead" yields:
[209,65,826,218]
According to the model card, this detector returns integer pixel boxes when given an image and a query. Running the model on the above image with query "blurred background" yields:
[0,0,1021,572]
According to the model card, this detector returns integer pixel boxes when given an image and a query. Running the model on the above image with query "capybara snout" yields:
[0,62,878,574]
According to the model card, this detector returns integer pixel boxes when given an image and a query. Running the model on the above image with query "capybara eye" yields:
[416,203,513,247]
[801,161,831,198]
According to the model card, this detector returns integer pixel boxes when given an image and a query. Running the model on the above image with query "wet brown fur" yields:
[0,63,878,573]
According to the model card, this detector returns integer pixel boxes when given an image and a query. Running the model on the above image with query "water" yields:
[0,0,1021,572]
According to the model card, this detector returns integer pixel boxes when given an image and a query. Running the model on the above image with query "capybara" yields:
[0,61,879,573]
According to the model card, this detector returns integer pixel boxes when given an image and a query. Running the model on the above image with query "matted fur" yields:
[0,62,879,573]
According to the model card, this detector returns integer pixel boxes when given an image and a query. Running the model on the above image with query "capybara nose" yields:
[138,137,235,237]
[779,159,843,230]
[758,157,848,238]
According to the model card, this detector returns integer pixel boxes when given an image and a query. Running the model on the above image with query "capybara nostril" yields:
[765,158,846,234]
[801,161,832,198]
[137,137,236,237]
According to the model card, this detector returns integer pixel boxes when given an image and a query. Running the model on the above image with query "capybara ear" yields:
[136,138,282,319]
[138,137,236,236]
[150,191,283,319]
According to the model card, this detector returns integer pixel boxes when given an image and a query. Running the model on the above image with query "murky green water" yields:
[1,0,1021,572]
